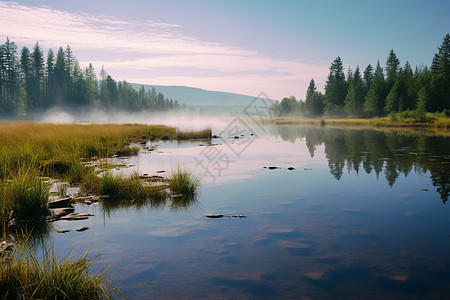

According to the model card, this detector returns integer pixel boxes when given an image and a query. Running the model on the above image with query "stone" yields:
[203,214,224,218]
[48,197,72,208]
[48,207,75,220]
[57,229,71,233]
[60,213,89,221]
[287,167,295,170]
[76,226,90,232]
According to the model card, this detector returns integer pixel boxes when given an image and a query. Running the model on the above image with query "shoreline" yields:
[272,117,450,130]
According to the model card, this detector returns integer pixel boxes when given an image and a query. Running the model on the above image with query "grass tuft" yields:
[0,242,120,299]
[3,169,49,221]
[115,145,140,156]
[176,128,212,140]
[169,165,200,199]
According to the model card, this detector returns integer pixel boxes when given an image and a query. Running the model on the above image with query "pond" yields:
[35,122,450,299]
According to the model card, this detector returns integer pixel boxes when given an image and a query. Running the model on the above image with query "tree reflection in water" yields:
[271,125,450,203]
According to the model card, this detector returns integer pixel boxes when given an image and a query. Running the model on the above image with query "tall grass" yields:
[169,166,201,199]
[0,243,120,299]
[272,112,450,129]
[176,128,212,140]
[0,122,211,228]
[2,169,49,222]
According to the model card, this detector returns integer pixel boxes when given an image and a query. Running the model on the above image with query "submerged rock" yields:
[60,213,89,221]
[76,226,90,232]
[203,214,247,218]
[203,214,224,218]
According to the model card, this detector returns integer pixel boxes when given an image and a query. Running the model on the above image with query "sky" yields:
[1,0,449,100]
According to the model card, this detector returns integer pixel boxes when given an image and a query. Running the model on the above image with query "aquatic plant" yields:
[3,169,49,221]
[169,166,201,199]
[176,128,212,140]
[115,145,140,156]
[0,122,211,229]
[0,243,120,299]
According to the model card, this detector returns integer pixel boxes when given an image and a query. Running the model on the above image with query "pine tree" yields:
[54,47,66,105]
[363,64,374,91]
[31,42,45,110]
[363,61,385,117]
[385,49,400,88]
[324,56,346,115]
[20,46,33,111]
[305,78,316,100]
[430,34,450,111]
[46,49,55,107]
[344,66,364,116]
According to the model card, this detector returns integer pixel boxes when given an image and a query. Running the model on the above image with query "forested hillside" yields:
[274,34,450,119]
[0,39,180,117]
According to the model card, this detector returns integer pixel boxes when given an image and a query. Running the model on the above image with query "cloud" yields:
[0,1,328,99]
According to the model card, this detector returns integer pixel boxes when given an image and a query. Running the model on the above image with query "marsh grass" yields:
[0,122,210,228]
[2,170,49,222]
[169,166,201,199]
[115,145,140,156]
[176,128,212,140]
[0,242,120,299]
[273,112,450,129]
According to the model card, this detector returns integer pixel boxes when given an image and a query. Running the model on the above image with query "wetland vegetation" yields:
[271,34,450,126]
[0,121,210,230]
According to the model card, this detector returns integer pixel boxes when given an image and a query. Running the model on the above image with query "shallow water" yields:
[39,124,450,299]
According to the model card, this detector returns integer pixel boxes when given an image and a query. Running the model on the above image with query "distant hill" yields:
[129,84,274,108]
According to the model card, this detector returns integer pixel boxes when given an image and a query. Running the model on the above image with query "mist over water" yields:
[35,107,235,131]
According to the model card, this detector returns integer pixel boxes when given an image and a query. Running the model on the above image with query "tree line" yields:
[273,34,450,119]
[0,38,181,117]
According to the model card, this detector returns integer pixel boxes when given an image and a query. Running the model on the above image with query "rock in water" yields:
[57,229,71,233]
[76,226,90,232]
[203,214,224,218]
[48,197,72,208]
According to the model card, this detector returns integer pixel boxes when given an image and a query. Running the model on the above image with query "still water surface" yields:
[42,124,450,299]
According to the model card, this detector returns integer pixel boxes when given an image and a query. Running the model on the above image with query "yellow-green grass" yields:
[0,243,120,299]
[0,121,210,179]
[169,166,201,200]
[0,121,208,230]
[272,114,450,129]
[176,128,212,140]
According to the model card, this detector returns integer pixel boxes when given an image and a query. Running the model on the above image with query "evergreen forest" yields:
[274,34,450,119]
[0,39,180,117]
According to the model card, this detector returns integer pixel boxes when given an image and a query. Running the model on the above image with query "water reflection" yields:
[271,125,450,203]
[100,191,200,214]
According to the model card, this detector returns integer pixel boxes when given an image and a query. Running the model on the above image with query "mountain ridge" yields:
[129,83,274,107]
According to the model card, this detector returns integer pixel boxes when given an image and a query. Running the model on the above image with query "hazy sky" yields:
[1,0,449,100]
